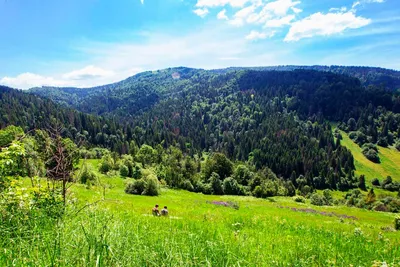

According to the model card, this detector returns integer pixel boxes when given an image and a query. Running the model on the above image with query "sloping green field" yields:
[340,131,400,182]
[3,159,399,266]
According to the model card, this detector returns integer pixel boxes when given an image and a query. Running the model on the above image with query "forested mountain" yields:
[0,86,129,151]
[29,66,400,115]
[30,67,208,117]
[3,68,400,191]
[216,66,400,92]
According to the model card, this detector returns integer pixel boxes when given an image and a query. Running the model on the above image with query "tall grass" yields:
[1,160,399,266]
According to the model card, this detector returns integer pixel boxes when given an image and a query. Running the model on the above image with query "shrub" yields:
[223,177,242,195]
[293,196,306,203]
[99,154,113,173]
[310,193,326,206]
[119,164,129,177]
[180,180,194,192]
[371,178,380,186]
[362,143,380,163]
[395,141,400,152]
[232,165,253,185]
[358,175,367,191]
[285,181,296,197]
[366,188,376,204]
[395,216,400,230]
[323,189,334,205]
[209,172,224,195]
[78,163,97,185]
[125,179,146,195]
[193,181,206,193]
[142,175,159,196]
[382,176,393,187]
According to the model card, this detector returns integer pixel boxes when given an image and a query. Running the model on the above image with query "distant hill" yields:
[213,65,400,91]
[0,85,128,151]
[29,66,400,118]
[3,67,400,191]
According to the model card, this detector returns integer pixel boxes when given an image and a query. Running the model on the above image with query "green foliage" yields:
[310,194,326,206]
[136,144,156,168]
[125,174,160,196]
[366,189,376,204]
[142,174,160,196]
[371,178,380,186]
[0,141,26,191]
[362,143,380,163]
[222,177,242,196]
[180,180,194,192]
[125,179,146,195]
[78,162,97,185]
[119,164,129,177]
[293,196,306,203]
[209,172,224,195]
[395,216,400,230]
[358,175,367,191]
[232,165,253,185]
[204,153,233,181]
[0,125,24,147]
[99,154,114,174]
[395,141,400,151]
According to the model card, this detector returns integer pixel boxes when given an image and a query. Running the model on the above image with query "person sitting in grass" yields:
[152,204,160,216]
[161,206,168,216]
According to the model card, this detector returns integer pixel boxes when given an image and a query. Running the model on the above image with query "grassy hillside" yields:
[6,159,399,266]
[340,130,400,182]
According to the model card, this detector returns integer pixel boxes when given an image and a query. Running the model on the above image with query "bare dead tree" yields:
[45,124,79,205]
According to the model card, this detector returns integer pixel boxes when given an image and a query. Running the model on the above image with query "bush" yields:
[119,164,129,177]
[142,175,160,196]
[223,177,242,195]
[209,172,224,195]
[125,179,146,195]
[193,181,206,193]
[99,154,113,173]
[371,178,380,186]
[323,189,333,205]
[362,143,380,163]
[180,180,194,192]
[78,163,97,185]
[395,216,400,230]
[395,141,400,152]
[382,176,393,187]
[310,193,326,206]
[293,196,306,203]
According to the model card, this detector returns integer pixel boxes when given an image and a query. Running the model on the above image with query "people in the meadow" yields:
[152,204,160,216]
[161,206,168,216]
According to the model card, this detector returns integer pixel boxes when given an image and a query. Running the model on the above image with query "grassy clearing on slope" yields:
[339,130,400,183]
[2,159,399,266]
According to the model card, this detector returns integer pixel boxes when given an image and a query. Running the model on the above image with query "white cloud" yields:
[193,8,209,18]
[291,7,302,13]
[140,0,144,4]
[217,9,229,20]
[62,65,114,80]
[352,0,385,10]
[245,30,275,40]
[196,0,251,8]
[237,0,301,25]
[265,15,295,28]
[285,11,371,42]
[0,66,138,89]
[0,73,68,89]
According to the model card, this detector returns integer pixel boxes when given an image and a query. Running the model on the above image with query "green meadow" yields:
[340,131,400,183]
[2,159,399,267]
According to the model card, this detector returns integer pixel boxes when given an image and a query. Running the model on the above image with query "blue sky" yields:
[0,0,399,89]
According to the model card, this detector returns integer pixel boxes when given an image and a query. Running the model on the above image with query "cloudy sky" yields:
[0,0,399,89]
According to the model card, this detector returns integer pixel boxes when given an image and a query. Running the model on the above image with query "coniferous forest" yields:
[1,67,400,197]
[2,66,400,266]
